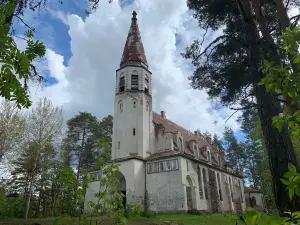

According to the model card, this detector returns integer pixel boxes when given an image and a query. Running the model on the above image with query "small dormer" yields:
[172,132,184,152]
[188,139,197,155]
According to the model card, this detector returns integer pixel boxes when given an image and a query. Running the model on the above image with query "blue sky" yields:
[14,0,246,142]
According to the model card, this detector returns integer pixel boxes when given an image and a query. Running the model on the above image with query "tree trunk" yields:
[237,0,300,214]
[24,179,33,219]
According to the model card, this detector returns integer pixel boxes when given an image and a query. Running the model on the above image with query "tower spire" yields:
[120,11,148,67]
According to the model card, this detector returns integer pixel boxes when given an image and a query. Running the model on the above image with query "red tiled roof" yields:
[244,187,261,193]
[152,112,216,161]
[120,11,148,67]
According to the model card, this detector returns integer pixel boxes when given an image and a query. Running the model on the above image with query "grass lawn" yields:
[0,213,277,225]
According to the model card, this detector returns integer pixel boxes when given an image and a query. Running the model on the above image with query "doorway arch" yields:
[186,175,196,211]
[116,171,126,208]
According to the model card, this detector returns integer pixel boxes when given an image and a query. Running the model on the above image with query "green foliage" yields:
[61,112,100,179]
[222,126,246,172]
[87,137,142,225]
[0,1,46,108]
[259,27,300,136]
[241,164,300,224]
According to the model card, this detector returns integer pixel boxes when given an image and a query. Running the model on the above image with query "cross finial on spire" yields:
[132,11,137,20]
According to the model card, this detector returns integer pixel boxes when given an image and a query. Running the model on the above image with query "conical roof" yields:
[120,11,148,67]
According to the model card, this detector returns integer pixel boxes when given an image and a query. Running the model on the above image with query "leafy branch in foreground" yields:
[54,137,141,225]
[1,1,46,108]
[240,163,300,225]
[259,27,300,136]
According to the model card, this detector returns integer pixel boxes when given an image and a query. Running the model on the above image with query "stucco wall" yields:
[245,192,264,209]
[112,65,153,160]
[146,157,185,212]
[84,159,145,212]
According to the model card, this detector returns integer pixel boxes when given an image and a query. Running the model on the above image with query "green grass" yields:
[0,213,278,225]
[130,213,277,225]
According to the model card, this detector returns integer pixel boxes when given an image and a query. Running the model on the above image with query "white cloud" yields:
[29,0,242,137]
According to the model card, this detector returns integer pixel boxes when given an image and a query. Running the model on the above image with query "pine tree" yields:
[61,112,99,181]
[183,0,300,213]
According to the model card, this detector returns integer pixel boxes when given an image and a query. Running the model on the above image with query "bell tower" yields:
[111,11,153,160]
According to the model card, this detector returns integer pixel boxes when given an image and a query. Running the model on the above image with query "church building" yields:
[84,11,246,213]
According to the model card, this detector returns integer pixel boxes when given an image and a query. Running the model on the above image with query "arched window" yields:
[217,173,223,201]
[144,75,149,93]
[146,101,149,111]
[202,168,208,199]
[198,167,203,199]
[131,71,138,90]
[119,76,125,92]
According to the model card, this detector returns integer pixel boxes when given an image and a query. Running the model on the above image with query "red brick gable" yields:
[120,11,148,67]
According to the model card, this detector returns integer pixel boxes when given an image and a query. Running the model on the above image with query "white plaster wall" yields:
[112,66,153,160]
[84,159,145,212]
[245,192,264,208]
[146,157,186,212]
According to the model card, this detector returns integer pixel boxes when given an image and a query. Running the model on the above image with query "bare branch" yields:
[14,15,35,32]
[290,14,300,28]
[225,103,257,122]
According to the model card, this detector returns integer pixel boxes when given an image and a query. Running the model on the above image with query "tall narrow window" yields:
[119,102,123,112]
[203,168,208,199]
[133,101,136,108]
[145,78,149,93]
[133,128,135,136]
[119,77,125,92]
[131,75,138,90]
[118,141,120,150]
[229,177,233,201]
[198,167,203,199]
[217,173,223,201]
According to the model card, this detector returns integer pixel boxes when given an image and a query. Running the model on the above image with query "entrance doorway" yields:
[116,171,126,209]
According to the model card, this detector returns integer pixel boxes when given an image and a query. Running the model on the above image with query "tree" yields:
[97,115,113,143]
[212,133,223,150]
[61,112,98,181]
[0,99,26,162]
[25,97,64,217]
[85,138,142,225]
[183,0,300,213]
[9,141,51,218]
[222,127,246,172]
[240,111,264,189]
[49,163,78,216]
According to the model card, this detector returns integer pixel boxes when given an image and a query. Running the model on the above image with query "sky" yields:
[13,0,247,140]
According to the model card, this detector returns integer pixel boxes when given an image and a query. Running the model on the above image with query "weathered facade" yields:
[84,11,246,213]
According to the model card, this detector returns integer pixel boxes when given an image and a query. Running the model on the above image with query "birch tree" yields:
[0,99,26,162]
